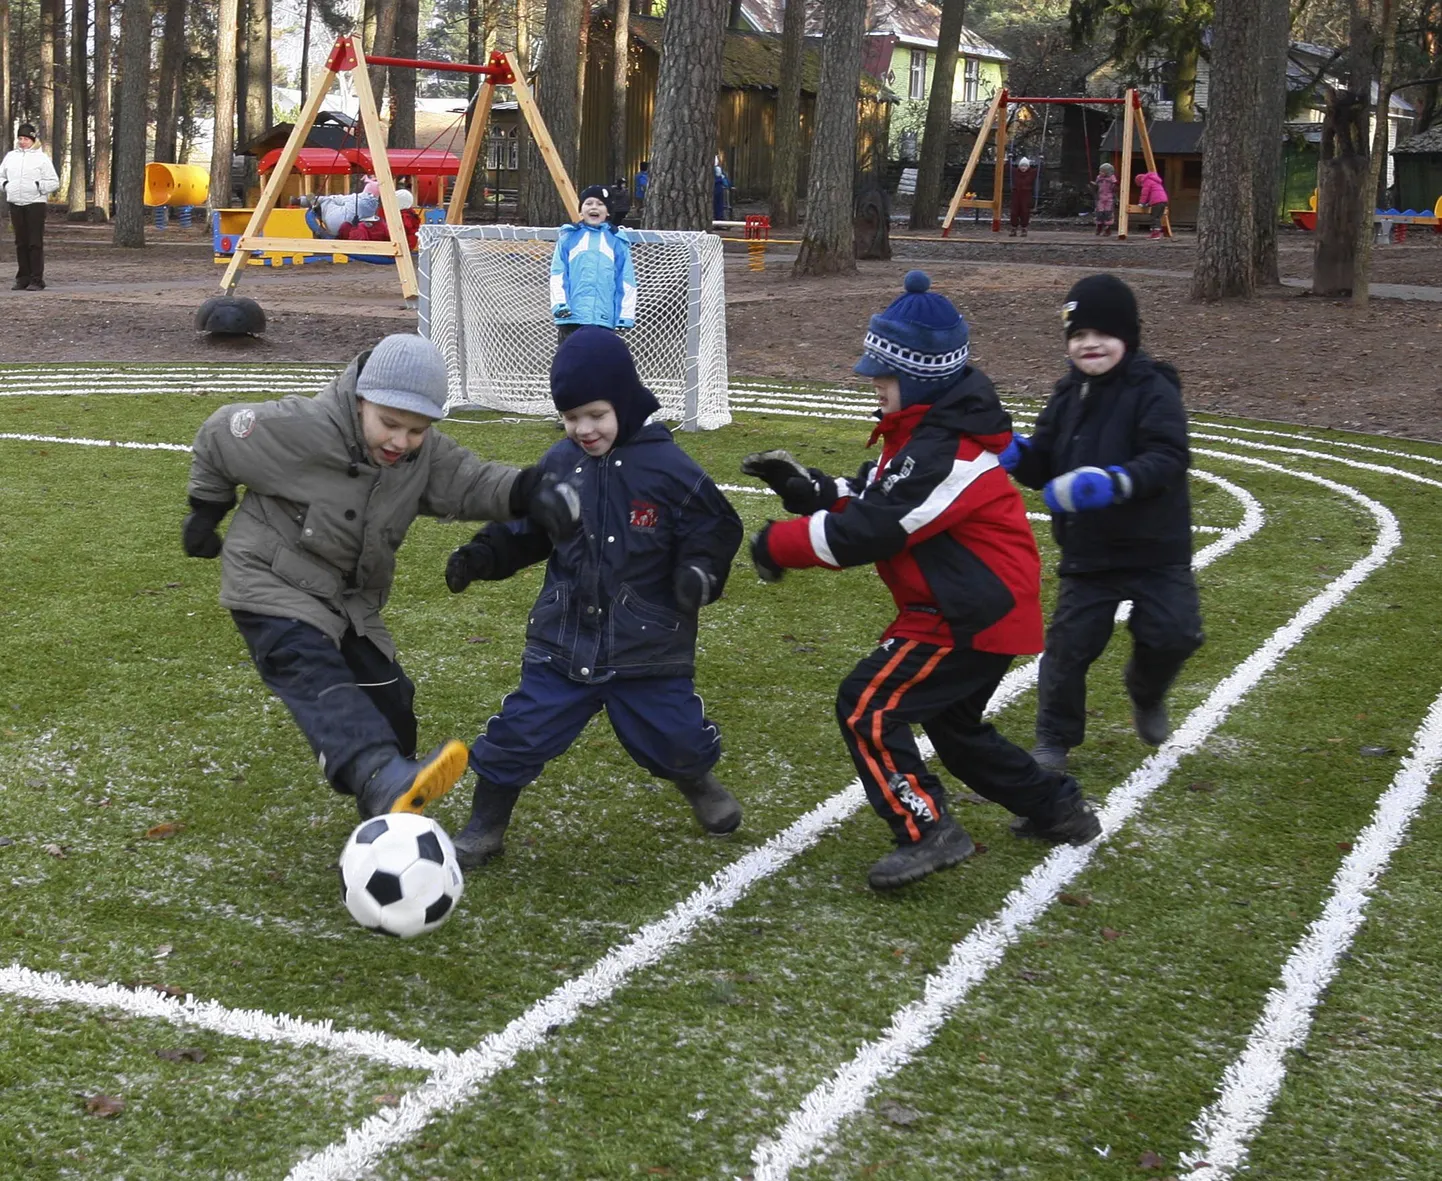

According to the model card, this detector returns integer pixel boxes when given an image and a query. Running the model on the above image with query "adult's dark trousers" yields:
[1036,564,1203,749]
[837,640,1075,845]
[231,610,417,796]
[9,202,46,286]
[469,657,721,817]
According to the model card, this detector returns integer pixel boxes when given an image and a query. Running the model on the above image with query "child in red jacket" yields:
[745,272,1100,890]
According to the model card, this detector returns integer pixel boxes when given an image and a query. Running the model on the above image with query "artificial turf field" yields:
[2,364,1441,1180]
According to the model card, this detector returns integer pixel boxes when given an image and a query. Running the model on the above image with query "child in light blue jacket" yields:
[550,184,637,340]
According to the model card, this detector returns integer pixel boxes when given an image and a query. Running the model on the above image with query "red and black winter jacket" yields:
[764,367,1043,655]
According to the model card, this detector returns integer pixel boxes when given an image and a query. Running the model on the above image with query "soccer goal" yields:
[418,224,730,430]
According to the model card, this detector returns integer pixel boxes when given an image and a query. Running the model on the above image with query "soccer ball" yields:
[338,813,464,939]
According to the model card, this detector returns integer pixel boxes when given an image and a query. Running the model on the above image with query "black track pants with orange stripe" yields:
[836,640,1069,844]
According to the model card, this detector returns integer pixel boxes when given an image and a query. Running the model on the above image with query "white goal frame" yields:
[417,224,730,431]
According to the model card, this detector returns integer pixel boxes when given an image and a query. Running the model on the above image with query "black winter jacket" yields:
[472,423,743,681]
[1011,350,1192,574]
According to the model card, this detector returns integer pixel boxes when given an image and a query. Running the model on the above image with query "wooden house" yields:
[1098,119,1204,226]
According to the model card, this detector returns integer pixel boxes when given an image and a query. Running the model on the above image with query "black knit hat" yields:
[17,123,37,140]
[1061,273,1141,351]
[551,327,661,446]
[577,184,614,214]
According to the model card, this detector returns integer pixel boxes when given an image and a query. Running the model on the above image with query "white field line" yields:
[1190,432,1442,492]
[0,432,192,452]
[1181,687,1442,1180]
[731,405,875,422]
[730,396,877,414]
[284,471,1261,1181]
[748,454,1398,1179]
[0,964,452,1072]
[1196,421,1442,468]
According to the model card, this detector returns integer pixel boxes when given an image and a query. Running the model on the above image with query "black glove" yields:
[740,450,832,516]
[445,533,498,593]
[510,465,582,542]
[750,524,785,584]
[673,564,718,613]
[181,496,234,559]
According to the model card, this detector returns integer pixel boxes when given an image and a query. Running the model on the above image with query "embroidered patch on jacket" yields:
[229,409,256,439]
[881,454,915,493]
[629,500,659,530]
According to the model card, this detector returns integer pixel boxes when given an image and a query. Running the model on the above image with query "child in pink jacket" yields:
[1136,171,1168,239]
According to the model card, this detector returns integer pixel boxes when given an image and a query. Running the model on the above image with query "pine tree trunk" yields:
[909,0,966,230]
[154,0,188,164]
[67,0,88,216]
[610,0,631,180]
[39,0,54,148]
[51,0,67,193]
[93,0,111,217]
[645,0,727,230]
[465,0,484,211]
[0,0,10,222]
[1313,4,1375,296]
[299,0,313,104]
[388,0,418,149]
[243,0,272,193]
[112,0,152,247]
[1191,0,1262,299]
[367,0,399,120]
[768,0,804,227]
[1252,0,1290,286]
[793,0,867,276]
[1354,0,1400,307]
[1174,44,1200,121]
[210,0,239,216]
[520,0,583,225]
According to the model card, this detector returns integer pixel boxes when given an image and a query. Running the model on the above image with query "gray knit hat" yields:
[355,334,448,420]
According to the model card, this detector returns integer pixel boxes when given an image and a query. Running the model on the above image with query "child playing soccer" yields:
[183,333,581,821]
[442,328,744,869]
[1001,273,1203,773]
[745,271,1100,891]
[550,184,637,340]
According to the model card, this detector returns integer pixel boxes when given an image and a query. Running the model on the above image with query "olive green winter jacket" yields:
[188,355,520,657]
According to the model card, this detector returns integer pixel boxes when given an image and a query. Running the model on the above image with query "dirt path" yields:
[4,221,1441,441]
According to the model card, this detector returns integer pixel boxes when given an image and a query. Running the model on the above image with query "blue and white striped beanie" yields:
[854,270,969,407]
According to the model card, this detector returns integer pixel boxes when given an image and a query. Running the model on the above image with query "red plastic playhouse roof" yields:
[259,146,461,176]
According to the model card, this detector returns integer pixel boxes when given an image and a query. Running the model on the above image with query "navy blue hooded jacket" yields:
[475,424,743,681]
[1010,349,1192,574]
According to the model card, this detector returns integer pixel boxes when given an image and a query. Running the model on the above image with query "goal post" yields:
[417,224,730,430]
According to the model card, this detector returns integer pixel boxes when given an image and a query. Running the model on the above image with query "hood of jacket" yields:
[869,365,1014,452]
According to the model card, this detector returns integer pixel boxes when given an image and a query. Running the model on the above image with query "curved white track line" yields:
[0,964,451,1072]
[0,432,192,452]
[749,455,1398,1180]
[1193,434,1442,491]
[1181,687,1442,1179]
[283,470,1261,1180]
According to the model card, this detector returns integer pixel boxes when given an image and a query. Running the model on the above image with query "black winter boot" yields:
[452,778,522,871]
[672,771,742,834]
[355,740,469,820]
[1031,742,1069,774]
[867,816,976,890]
[1010,794,1102,846]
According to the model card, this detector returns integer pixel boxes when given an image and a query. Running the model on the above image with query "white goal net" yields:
[418,224,730,430]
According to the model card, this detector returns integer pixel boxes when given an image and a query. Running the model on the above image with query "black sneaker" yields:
[1031,742,1069,773]
[867,817,976,890]
[673,771,741,834]
[1010,796,1102,846]
[355,740,469,820]
[11,280,27,291]
[1131,698,1170,746]
[28,279,45,290]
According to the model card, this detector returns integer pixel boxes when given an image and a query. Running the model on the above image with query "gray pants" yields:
[1036,565,1203,749]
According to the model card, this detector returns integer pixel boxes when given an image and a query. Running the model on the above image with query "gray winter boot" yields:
[1130,698,1171,746]
[451,778,522,871]
[1031,742,1070,774]
[1010,794,1102,846]
[355,740,469,820]
[672,771,742,834]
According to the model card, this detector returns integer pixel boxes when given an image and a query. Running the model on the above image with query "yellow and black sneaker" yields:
[357,741,469,819]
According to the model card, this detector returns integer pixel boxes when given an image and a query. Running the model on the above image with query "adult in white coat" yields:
[0,124,60,290]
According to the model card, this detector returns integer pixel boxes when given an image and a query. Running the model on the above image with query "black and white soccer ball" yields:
[338,813,464,939]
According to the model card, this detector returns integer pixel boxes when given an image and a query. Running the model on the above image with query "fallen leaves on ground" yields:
[82,1093,125,1118]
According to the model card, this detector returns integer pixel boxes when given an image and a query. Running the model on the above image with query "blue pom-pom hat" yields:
[853,270,970,407]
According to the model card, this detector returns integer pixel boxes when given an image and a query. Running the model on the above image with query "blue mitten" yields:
[998,434,1029,472]
[1043,466,1131,513]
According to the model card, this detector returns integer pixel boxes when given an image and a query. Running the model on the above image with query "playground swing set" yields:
[200,34,580,335]
[941,88,1171,241]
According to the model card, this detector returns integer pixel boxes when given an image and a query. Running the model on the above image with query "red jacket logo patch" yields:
[629,500,659,530]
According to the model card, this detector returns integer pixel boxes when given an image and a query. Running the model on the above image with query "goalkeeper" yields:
[443,328,744,870]
[549,184,637,341]
[745,272,1100,892]
[181,333,581,822]
[1000,273,1203,774]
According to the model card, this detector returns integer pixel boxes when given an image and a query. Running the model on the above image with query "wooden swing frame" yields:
[940,88,1172,241]
[218,35,580,302]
